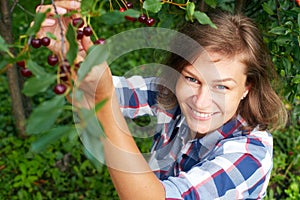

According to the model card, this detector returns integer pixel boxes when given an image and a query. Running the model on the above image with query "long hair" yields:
[158,11,287,131]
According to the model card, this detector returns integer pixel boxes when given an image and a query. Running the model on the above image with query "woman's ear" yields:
[241,85,250,100]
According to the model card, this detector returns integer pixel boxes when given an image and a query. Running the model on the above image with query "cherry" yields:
[48,54,59,66]
[74,62,82,71]
[20,68,33,77]
[60,63,71,73]
[119,7,126,12]
[31,38,41,48]
[60,71,69,82]
[125,16,137,22]
[41,37,51,46]
[77,30,84,40]
[94,38,105,45]
[138,14,147,23]
[145,18,155,26]
[53,84,67,95]
[126,2,133,9]
[16,60,25,68]
[83,26,93,37]
[72,17,84,28]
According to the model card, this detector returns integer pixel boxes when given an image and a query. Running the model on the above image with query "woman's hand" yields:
[35,0,93,60]
[73,62,114,109]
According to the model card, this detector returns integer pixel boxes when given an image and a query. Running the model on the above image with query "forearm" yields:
[96,91,165,200]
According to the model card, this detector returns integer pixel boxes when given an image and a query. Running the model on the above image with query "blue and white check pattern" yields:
[113,75,273,199]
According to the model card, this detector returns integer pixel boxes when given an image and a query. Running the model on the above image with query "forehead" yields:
[187,51,247,80]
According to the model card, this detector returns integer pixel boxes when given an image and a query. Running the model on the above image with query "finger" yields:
[36,5,67,15]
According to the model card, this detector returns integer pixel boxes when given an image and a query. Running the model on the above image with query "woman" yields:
[35,1,287,199]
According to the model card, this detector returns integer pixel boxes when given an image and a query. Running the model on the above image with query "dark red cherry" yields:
[41,37,51,46]
[138,14,147,23]
[48,54,59,66]
[16,60,25,68]
[77,30,84,40]
[53,84,67,95]
[145,18,155,26]
[31,38,41,48]
[20,68,32,77]
[60,63,71,73]
[94,38,105,45]
[72,17,84,28]
[83,26,93,37]
[126,2,133,9]
[125,16,137,22]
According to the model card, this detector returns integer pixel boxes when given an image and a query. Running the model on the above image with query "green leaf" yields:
[77,44,109,81]
[46,32,57,40]
[122,9,140,18]
[292,74,300,84]
[0,35,9,53]
[262,2,275,15]
[26,95,65,134]
[99,11,126,25]
[22,74,56,96]
[186,2,195,21]
[194,11,217,29]
[95,98,108,112]
[204,0,217,8]
[31,126,75,153]
[143,0,162,13]
[26,11,47,36]
[298,13,300,28]
[66,24,78,66]
[76,108,105,163]
[269,26,286,35]
[26,59,47,77]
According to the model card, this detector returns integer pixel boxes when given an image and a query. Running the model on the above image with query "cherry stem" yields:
[161,0,187,7]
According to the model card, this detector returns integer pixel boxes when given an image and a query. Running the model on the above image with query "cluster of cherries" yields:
[120,1,155,26]
[17,16,102,95]
[17,1,155,95]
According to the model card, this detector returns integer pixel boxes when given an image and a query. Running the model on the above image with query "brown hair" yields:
[158,11,287,131]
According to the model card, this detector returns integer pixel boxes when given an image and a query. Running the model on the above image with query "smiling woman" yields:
[35,1,287,198]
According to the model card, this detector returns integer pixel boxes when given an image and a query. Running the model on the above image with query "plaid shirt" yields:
[113,75,273,200]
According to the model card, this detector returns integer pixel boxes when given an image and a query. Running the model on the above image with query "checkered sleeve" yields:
[113,76,159,119]
[161,130,273,199]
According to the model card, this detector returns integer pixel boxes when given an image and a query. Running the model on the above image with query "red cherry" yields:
[77,30,84,40]
[72,17,84,28]
[125,16,137,22]
[53,84,67,95]
[48,54,59,66]
[145,18,155,26]
[60,71,69,82]
[119,7,126,12]
[31,38,41,48]
[296,0,300,6]
[41,37,51,46]
[126,2,133,9]
[20,68,33,77]
[94,38,105,45]
[16,60,25,68]
[60,63,71,73]
[138,14,147,23]
[74,62,82,71]
[83,26,93,37]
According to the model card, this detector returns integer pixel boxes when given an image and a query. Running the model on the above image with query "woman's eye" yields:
[185,76,198,83]
[216,85,228,90]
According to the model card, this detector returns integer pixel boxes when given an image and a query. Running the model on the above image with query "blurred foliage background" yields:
[0,0,299,199]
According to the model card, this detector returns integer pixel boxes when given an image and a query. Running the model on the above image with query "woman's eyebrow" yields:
[212,78,237,84]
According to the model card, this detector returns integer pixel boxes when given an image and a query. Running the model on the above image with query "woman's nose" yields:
[193,86,212,108]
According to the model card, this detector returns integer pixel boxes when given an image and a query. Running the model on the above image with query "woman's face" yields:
[175,51,249,135]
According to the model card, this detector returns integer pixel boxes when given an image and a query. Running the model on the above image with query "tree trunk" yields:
[235,0,247,14]
[0,0,28,138]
